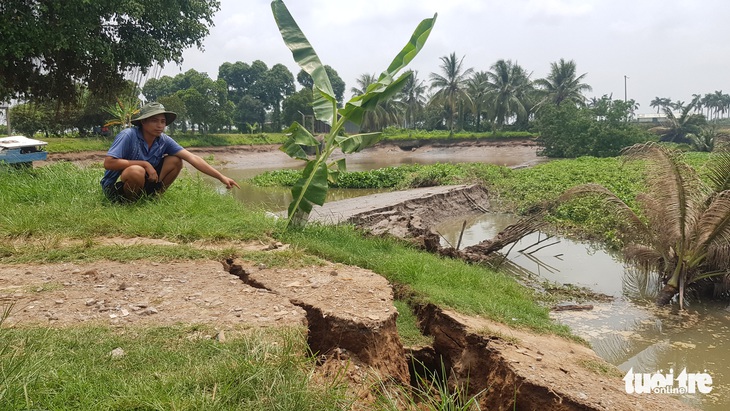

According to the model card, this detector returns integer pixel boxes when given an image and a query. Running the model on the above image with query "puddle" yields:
[435,213,730,411]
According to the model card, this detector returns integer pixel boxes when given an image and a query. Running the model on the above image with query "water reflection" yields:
[434,212,729,411]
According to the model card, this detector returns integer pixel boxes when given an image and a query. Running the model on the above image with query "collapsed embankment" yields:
[228,184,696,410]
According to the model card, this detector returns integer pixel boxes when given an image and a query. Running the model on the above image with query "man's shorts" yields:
[103,158,166,203]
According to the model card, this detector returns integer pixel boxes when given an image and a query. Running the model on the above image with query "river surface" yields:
[210,142,542,210]
[201,142,726,409]
[435,213,728,411]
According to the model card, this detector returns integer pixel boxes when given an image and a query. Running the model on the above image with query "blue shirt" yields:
[100,127,183,189]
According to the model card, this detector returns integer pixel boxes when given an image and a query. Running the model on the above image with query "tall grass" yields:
[376,359,484,410]
[0,304,46,408]
[0,325,351,410]
[0,162,276,241]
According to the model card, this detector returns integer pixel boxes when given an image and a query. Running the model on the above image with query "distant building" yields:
[635,113,668,124]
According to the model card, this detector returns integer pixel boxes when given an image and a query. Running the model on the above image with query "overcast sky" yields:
[159,0,730,114]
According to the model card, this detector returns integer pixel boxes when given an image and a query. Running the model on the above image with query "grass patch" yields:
[393,300,433,347]
[280,224,573,338]
[42,133,289,154]
[0,323,352,410]
[27,281,63,293]
[380,127,536,141]
[251,162,510,190]
[0,162,276,242]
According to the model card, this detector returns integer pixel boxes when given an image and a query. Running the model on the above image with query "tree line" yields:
[8,55,595,136]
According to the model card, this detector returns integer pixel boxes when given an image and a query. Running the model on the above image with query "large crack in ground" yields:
[285,184,697,410]
[223,257,410,386]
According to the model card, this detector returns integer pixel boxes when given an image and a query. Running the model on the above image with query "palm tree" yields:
[558,142,730,309]
[350,73,401,131]
[533,58,592,106]
[660,95,706,144]
[466,71,490,132]
[650,97,671,114]
[429,53,473,135]
[484,59,532,130]
[398,70,427,129]
[350,73,377,98]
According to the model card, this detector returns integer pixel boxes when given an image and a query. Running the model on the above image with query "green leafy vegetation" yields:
[272,0,437,227]
[535,97,653,158]
[42,133,289,154]
[251,162,507,190]
[557,143,730,308]
[381,127,536,140]
[0,162,275,241]
[1,0,220,104]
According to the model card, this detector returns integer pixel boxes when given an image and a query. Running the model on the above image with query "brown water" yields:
[435,213,729,411]
[208,143,544,211]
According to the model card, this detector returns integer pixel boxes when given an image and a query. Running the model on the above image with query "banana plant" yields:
[271,0,437,227]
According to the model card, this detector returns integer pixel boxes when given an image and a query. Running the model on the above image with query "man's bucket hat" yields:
[131,102,177,127]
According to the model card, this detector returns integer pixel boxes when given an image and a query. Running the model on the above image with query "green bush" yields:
[535,99,653,158]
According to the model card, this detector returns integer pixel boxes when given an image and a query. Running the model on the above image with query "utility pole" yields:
[624,75,629,102]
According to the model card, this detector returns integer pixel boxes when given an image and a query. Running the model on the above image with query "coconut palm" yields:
[429,52,473,135]
[533,58,592,107]
[466,71,490,132]
[350,73,401,132]
[660,95,706,144]
[649,97,671,114]
[398,70,427,129]
[558,142,730,309]
[484,59,532,131]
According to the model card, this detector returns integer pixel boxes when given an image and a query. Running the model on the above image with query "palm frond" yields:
[622,142,706,248]
[704,149,730,192]
[695,190,730,248]
[623,244,665,272]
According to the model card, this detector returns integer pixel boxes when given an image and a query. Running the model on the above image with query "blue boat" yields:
[0,136,48,166]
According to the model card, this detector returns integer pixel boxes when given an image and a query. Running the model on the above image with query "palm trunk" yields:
[656,283,678,306]
[656,260,685,306]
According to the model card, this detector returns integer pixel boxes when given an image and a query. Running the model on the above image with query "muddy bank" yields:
[309,184,695,410]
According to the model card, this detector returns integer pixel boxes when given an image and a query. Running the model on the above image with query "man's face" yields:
[141,114,167,136]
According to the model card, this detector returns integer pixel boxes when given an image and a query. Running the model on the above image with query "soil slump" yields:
[224,257,410,385]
